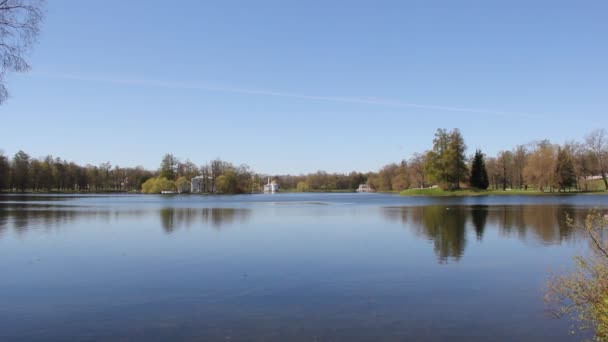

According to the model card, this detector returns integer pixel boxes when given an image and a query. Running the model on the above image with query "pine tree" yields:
[470,149,489,189]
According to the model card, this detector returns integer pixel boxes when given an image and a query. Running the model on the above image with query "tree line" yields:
[365,128,607,192]
[1,128,607,193]
[0,151,154,192]
[141,155,261,194]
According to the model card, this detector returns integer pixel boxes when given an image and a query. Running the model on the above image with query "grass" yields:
[399,187,607,197]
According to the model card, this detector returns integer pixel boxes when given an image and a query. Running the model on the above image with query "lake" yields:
[1,193,606,341]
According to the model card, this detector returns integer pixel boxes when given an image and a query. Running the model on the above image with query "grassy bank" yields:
[399,188,607,197]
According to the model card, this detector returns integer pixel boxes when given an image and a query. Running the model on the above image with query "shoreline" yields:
[399,188,607,197]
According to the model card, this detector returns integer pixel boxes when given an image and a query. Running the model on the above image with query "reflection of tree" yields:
[387,206,467,264]
[160,207,251,233]
[470,205,488,240]
[493,205,577,244]
[421,206,467,263]
[383,204,583,264]
[202,208,250,229]
[160,208,175,233]
[0,210,7,237]
[0,205,251,239]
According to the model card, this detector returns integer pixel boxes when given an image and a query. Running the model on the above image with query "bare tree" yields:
[586,129,608,190]
[0,0,44,103]
[512,145,527,189]
[408,152,427,188]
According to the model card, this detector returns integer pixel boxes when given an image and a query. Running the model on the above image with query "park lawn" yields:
[399,187,605,197]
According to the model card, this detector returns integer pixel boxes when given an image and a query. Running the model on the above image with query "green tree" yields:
[175,176,190,193]
[12,150,30,191]
[39,155,55,191]
[216,171,237,194]
[296,181,309,192]
[470,149,489,189]
[426,128,468,190]
[160,154,178,180]
[0,153,9,190]
[141,177,175,193]
[446,129,468,189]
[554,146,577,191]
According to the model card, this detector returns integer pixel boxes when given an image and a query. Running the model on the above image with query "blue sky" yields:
[2,0,607,174]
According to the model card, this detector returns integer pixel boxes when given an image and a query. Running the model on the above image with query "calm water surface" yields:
[1,193,607,341]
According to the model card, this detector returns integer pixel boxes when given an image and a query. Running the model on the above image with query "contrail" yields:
[29,72,536,118]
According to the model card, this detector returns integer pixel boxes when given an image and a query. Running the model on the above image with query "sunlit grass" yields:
[400,187,606,196]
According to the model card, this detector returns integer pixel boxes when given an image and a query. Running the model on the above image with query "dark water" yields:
[1,193,607,341]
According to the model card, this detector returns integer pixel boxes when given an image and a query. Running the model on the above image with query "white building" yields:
[191,176,204,193]
[356,184,374,193]
[263,177,279,193]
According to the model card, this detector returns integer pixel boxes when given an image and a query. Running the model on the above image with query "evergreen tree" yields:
[425,128,468,190]
[554,147,577,191]
[470,149,489,189]
[446,129,468,189]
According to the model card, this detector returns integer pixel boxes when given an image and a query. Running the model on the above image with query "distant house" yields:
[191,175,216,193]
[263,177,279,193]
[356,184,374,193]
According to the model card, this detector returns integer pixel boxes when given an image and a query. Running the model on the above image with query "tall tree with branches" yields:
[0,0,44,103]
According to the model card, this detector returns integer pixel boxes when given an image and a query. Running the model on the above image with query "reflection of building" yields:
[356,184,374,192]
[263,177,279,193]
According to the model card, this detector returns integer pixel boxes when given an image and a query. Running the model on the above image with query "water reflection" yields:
[383,205,583,264]
[0,206,251,238]
[159,207,251,233]
[471,205,488,240]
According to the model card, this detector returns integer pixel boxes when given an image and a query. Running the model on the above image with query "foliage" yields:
[425,128,468,190]
[175,176,190,193]
[216,171,237,194]
[524,141,557,192]
[546,211,608,341]
[470,149,489,189]
[12,150,30,191]
[296,181,309,192]
[368,162,409,192]
[141,177,175,194]
[160,153,178,180]
[0,153,10,190]
[555,146,577,191]
[2,128,608,194]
